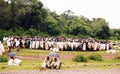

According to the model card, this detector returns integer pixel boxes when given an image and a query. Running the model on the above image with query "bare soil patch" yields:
[19,54,75,60]
[19,53,117,60]
[1,69,120,74]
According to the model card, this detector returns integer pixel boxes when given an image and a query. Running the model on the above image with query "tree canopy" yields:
[0,0,119,40]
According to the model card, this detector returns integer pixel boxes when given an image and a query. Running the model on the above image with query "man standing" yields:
[15,39,20,51]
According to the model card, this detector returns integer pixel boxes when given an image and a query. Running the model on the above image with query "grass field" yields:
[0,48,120,72]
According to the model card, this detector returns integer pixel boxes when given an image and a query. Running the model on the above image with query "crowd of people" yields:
[0,36,120,70]
[2,36,117,52]
[0,35,64,69]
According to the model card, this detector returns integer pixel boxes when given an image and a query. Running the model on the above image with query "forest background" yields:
[0,0,120,40]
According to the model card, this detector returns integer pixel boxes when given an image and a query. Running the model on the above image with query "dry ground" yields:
[0,69,120,74]
[1,51,120,74]
[19,53,116,60]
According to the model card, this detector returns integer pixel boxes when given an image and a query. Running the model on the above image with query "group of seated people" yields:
[3,52,62,70]
[2,56,22,68]
[41,56,62,70]
[8,56,22,66]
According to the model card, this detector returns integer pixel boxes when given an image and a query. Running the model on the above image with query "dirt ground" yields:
[19,54,75,60]
[0,53,120,74]
[0,69,120,74]
[19,53,116,60]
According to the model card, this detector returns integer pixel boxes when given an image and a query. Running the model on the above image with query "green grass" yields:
[18,49,50,56]
[0,49,120,72]
[0,59,42,72]
[0,59,120,72]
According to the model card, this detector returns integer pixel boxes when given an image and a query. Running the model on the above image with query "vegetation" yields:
[88,54,103,61]
[0,49,120,72]
[0,0,120,40]
[0,55,8,62]
[73,55,88,62]
[73,53,103,62]
[116,56,120,60]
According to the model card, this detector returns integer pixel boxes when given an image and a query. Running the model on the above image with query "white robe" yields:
[8,59,14,66]
[14,58,22,66]
[41,59,51,68]
[16,40,20,47]
[83,43,86,51]
[0,43,5,55]
[8,58,22,66]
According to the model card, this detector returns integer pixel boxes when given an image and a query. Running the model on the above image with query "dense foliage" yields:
[88,54,103,61]
[0,55,8,62]
[116,56,120,60]
[73,54,103,62]
[72,55,88,62]
[0,0,120,40]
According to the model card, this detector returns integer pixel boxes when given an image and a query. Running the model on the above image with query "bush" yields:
[0,55,8,62]
[89,54,103,61]
[116,56,120,59]
[73,55,88,62]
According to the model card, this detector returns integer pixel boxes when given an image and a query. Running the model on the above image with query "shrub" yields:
[0,55,8,62]
[89,54,103,61]
[116,56,120,59]
[73,55,88,62]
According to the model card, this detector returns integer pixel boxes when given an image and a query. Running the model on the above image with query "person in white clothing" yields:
[41,56,52,68]
[8,56,22,66]
[16,39,20,51]
[51,57,62,69]
[8,57,14,66]
[14,56,22,66]
[40,56,52,71]
[7,40,12,52]
[0,41,5,55]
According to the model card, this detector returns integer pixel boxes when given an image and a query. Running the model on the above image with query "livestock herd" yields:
[3,36,113,52]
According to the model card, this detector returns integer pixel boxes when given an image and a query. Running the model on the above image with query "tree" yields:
[110,29,120,40]
[0,1,115,39]
[0,0,11,30]
[62,10,75,20]
[16,0,47,30]
[91,18,110,39]
[42,12,60,36]
[97,25,110,39]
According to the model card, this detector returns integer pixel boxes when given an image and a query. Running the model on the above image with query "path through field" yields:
[1,52,119,74]
[0,69,120,74]
[19,53,116,60]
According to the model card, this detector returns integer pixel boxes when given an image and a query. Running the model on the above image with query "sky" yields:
[40,0,120,29]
